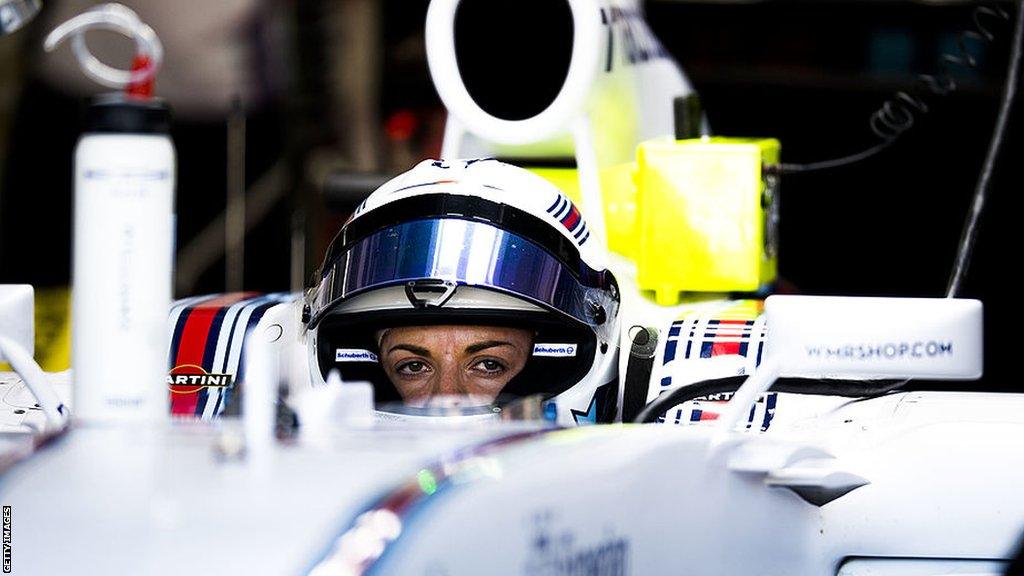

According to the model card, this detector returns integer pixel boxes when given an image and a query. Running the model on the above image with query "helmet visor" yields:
[309,218,618,340]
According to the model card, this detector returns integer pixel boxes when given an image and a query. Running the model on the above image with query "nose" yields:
[430,362,470,397]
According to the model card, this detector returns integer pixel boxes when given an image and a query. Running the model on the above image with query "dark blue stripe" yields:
[690,409,702,422]
[660,376,672,387]
[573,223,587,239]
[210,296,263,415]
[579,231,590,245]
[546,196,561,214]
[202,305,231,369]
[700,341,713,358]
[663,340,677,364]
[756,341,764,366]
[553,197,570,219]
[668,326,681,337]
[684,339,693,359]
[220,301,276,416]
[705,331,752,339]
[761,393,777,431]
[739,342,749,357]
[219,298,255,373]
[168,308,192,367]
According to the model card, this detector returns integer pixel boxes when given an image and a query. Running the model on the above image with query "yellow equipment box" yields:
[634,137,779,305]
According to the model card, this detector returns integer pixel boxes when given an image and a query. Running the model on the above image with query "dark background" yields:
[378,0,1020,391]
[0,0,1017,388]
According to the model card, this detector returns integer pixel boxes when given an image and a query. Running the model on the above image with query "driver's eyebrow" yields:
[387,344,432,357]
[464,340,515,354]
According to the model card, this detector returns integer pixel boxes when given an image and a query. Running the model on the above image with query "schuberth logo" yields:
[166,364,235,393]
[533,344,578,358]
[335,348,379,363]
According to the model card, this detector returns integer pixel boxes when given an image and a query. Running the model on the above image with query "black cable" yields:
[946,1,1024,297]
[775,140,894,174]
[634,376,904,424]
[777,5,1011,175]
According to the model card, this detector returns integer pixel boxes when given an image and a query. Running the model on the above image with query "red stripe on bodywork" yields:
[711,341,741,356]
[169,293,255,416]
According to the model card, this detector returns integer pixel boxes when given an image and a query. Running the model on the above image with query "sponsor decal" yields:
[533,343,577,358]
[600,6,670,72]
[525,510,630,576]
[805,341,953,361]
[335,348,379,363]
[166,364,235,393]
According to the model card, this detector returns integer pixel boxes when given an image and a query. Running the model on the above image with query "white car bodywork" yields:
[0,388,1021,575]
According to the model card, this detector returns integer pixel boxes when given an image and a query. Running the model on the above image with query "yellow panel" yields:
[34,286,72,372]
[529,163,639,258]
[634,137,780,305]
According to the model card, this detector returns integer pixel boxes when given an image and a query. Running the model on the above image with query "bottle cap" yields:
[83,93,171,134]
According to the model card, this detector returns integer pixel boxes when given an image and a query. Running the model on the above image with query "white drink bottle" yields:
[72,95,175,422]
[44,4,173,422]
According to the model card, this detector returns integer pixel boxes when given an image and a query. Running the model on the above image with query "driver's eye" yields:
[472,359,506,374]
[396,360,430,375]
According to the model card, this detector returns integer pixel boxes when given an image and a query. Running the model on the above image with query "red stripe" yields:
[169,293,254,416]
[561,206,581,230]
[699,411,720,421]
[711,341,741,356]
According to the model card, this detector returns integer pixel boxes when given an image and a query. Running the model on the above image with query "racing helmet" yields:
[303,158,621,425]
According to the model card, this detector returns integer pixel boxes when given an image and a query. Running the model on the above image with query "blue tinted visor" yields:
[308,218,618,337]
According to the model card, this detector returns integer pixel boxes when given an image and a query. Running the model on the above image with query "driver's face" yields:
[377,325,532,407]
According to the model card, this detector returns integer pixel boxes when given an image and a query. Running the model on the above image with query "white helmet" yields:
[303,158,620,425]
